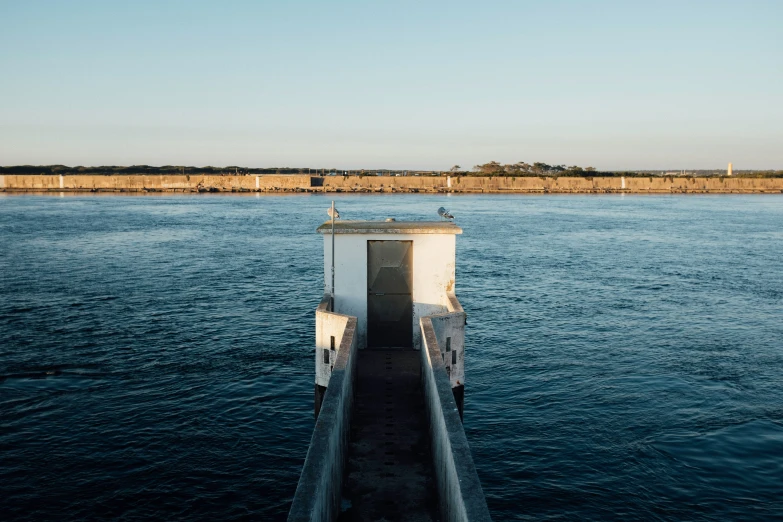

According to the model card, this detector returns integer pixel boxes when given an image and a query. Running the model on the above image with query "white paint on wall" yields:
[315,301,352,387]
[447,176,452,188]
[59,175,64,189]
[322,227,458,350]
[430,311,465,387]
[256,176,260,189]
[621,176,626,189]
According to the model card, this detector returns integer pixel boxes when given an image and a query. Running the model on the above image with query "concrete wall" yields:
[429,295,467,388]
[0,174,314,192]
[315,294,352,388]
[323,232,456,350]
[446,176,783,193]
[289,315,358,522]
[3,174,783,193]
[420,314,491,522]
[323,175,445,192]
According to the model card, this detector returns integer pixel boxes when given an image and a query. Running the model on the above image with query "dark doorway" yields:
[367,241,413,349]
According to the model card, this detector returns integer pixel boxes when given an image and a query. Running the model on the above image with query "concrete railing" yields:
[315,295,352,390]
[288,313,358,522]
[421,303,492,522]
[439,293,467,389]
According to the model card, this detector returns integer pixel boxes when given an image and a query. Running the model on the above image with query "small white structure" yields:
[728,162,733,176]
[314,220,465,397]
[318,220,461,350]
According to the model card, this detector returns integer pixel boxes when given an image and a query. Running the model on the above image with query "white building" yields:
[318,220,461,351]
[314,219,466,413]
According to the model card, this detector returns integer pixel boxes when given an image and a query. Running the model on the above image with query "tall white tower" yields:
[728,162,733,176]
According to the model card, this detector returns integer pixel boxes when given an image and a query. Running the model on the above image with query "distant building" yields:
[728,163,733,176]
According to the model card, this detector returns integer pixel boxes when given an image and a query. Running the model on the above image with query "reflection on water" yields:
[1,194,782,520]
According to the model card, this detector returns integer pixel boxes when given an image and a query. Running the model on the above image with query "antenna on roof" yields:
[327,202,340,307]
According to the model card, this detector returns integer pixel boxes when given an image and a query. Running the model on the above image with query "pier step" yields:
[338,350,437,522]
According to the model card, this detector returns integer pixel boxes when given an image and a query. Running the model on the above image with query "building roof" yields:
[317,220,462,235]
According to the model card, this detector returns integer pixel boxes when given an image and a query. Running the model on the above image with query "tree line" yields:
[467,161,599,176]
[1,164,781,178]
[461,162,783,178]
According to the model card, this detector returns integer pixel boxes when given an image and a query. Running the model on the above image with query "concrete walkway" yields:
[338,350,437,522]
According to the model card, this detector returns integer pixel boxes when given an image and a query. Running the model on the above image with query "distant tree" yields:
[474,161,503,175]
[532,162,551,175]
[513,162,532,173]
[450,165,461,172]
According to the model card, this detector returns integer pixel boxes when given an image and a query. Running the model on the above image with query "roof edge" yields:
[316,220,462,235]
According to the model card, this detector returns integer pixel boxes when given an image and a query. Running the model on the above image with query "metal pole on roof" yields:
[331,200,335,308]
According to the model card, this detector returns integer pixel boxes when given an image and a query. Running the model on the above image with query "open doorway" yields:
[367,240,413,349]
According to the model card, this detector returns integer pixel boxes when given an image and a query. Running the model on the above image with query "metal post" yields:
[331,200,335,309]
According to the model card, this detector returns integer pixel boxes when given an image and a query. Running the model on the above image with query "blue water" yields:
[1,193,782,520]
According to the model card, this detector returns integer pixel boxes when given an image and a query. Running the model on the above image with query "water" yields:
[1,193,782,520]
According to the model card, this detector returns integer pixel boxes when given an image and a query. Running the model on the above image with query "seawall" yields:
[1,174,782,194]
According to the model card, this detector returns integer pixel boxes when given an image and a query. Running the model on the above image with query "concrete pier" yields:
[289,300,490,521]
[289,219,490,522]
[340,350,437,521]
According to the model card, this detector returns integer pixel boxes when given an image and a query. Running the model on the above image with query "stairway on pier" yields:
[338,350,438,522]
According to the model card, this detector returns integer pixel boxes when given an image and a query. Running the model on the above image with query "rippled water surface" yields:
[1,193,782,520]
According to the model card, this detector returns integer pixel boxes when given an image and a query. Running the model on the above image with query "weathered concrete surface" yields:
[0,174,314,192]
[3,174,783,193]
[339,350,438,522]
[315,294,352,389]
[323,176,444,192]
[317,221,462,235]
[429,295,467,390]
[444,176,783,193]
[289,316,358,522]
[421,316,491,522]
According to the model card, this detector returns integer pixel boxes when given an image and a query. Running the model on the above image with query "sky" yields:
[1,0,781,170]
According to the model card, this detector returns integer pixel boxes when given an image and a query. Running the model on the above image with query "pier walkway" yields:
[339,350,437,521]
[289,221,489,521]
[288,295,491,522]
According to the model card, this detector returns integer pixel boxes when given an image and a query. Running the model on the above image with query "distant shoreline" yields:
[1,174,782,194]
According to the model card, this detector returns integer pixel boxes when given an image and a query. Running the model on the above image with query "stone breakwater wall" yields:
[1,174,782,193]
[0,174,313,192]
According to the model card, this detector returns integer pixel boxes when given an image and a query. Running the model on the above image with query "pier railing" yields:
[421,295,492,522]
[289,305,358,522]
[315,295,354,392]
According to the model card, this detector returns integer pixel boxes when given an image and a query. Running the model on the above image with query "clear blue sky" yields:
[1,0,780,170]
